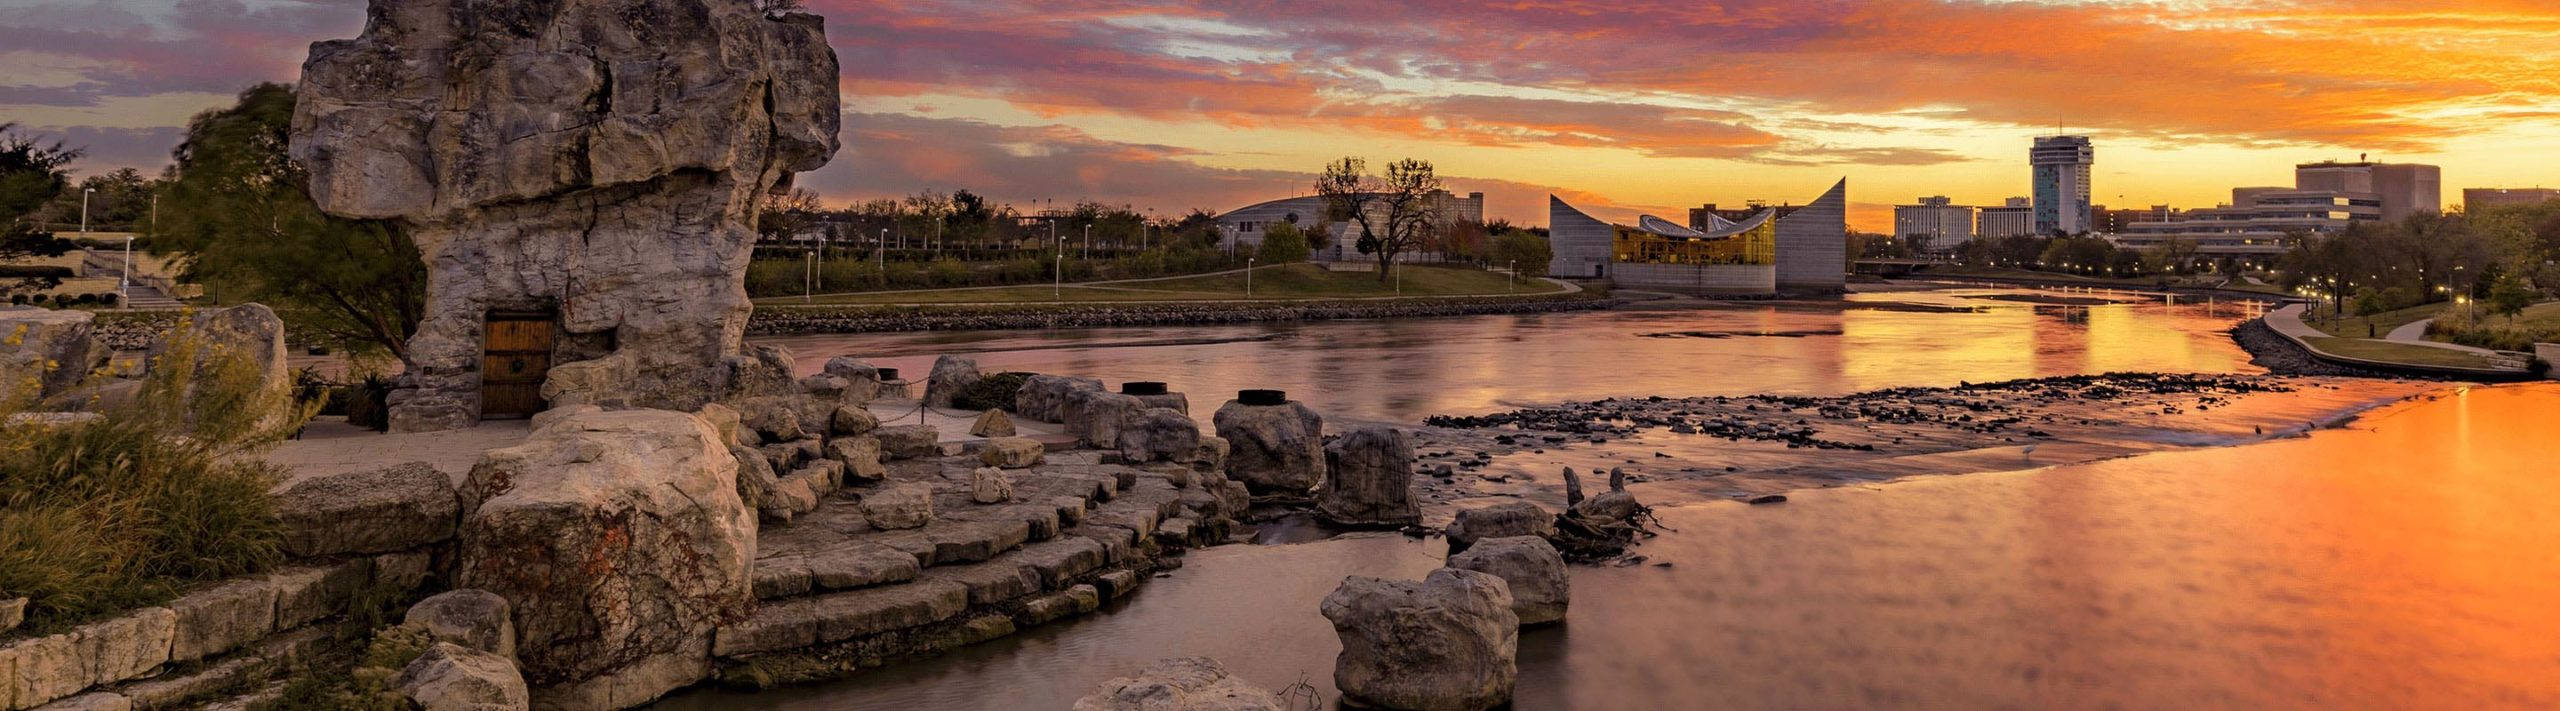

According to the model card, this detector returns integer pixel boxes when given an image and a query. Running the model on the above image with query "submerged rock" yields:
[1072,657,1282,711]
[1445,537,1570,626]
[1320,568,1518,711]
[1444,501,1555,551]
[1318,426,1420,527]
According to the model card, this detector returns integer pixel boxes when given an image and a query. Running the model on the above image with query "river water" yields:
[754,288,2268,422]
[663,382,2558,710]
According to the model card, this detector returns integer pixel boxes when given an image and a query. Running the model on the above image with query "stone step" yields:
[713,579,970,658]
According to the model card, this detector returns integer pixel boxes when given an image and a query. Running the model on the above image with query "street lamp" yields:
[1246,257,1256,297]
[80,188,94,234]
[1054,253,1064,302]
[1508,260,1516,291]
[119,235,133,307]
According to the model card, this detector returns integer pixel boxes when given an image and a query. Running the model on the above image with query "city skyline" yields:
[4,0,2559,230]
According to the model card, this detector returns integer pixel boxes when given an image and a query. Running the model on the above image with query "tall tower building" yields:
[2031,135,2093,235]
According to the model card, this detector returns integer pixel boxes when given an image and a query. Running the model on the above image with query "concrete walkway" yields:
[2262,303,2327,340]
[2385,317,2498,356]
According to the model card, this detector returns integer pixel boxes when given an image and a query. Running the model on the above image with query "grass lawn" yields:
[2300,301,2449,339]
[758,263,1562,306]
[2301,337,2512,370]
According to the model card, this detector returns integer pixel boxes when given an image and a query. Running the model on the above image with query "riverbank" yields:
[747,291,1612,335]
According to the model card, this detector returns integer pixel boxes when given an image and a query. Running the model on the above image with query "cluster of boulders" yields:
[1017,377,1236,490]
[747,296,1610,336]
[684,354,900,524]
[1312,499,1582,710]
[394,590,529,711]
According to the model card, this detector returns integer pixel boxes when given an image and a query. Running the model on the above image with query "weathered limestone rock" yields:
[0,309,109,401]
[1015,375,1102,423]
[861,482,936,530]
[1067,391,1145,450]
[922,355,982,408]
[455,410,754,701]
[824,436,886,483]
[397,642,530,711]
[272,461,459,557]
[735,396,810,443]
[1212,399,1325,494]
[875,424,940,460]
[1132,392,1189,415]
[30,692,129,711]
[1318,427,1419,528]
[730,444,783,516]
[821,357,882,403]
[722,344,800,400]
[1115,408,1200,464]
[979,436,1044,469]
[1320,569,1518,711]
[0,596,24,633]
[969,408,1016,438]
[828,404,878,437]
[759,438,820,472]
[1190,436,1230,473]
[971,467,1015,504]
[167,579,277,663]
[1444,502,1556,551]
[294,0,843,432]
[1072,657,1283,711]
[407,590,518,659]
[1444,537,1569,626]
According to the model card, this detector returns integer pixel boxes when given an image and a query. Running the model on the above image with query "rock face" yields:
[1444,537,1569,626]
[1444,502,1555,551]
[1317,427,1419,527]
[455,409,754,705]
[1073,657,1283,711]
[1115,408,1200,464]
[292,0,842,432]
[272,461,460,557]
[921,355,982,408]
[1320,569,1518,711]
[398,641,531,711]
[1213,399,1326,494]
[0,309,109,400]
[1015,375,1102,423]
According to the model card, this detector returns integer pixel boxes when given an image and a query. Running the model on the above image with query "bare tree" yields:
[1315,156,1445,280]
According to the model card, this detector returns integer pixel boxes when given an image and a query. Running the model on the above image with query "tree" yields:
[756,188,827,242]
[1255,222,1311,263]
[1490,229,1552,276]
[2487,273,2534,325]
[0,123,84,294]
[155,83,427,359]
[1316,156,1446,280]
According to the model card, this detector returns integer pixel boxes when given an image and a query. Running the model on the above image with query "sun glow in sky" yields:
[5,0,2560,230]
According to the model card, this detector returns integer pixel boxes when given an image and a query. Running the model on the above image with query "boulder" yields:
[797,374,850,402]
[737,395,828,444]
[272,461,460,557]
[829,405,879,437]
[1444,502,1555,551]
[0,309,109,400]
[861,482,936,530]
[979,437,1045,469]
[921,355,982,409]
[295,0,842,431]
[164,303,289,396]
[1015,374,1102,423]
[873,424,940,460]
[1066,390,1146,450]
[970,467,1015,504]
[730,444,784,514]
[723,344,799,400]
[455,409,754,697]
[969,409,1016,438]
[1115,408,1200,464]
[822,357,884,403]
[1190,436,1230,472]
[691,403,747,447]
[1212,399,1325,494]
[1444,537,1569,626]
[406,590,517,659]
[1320,569,1518,711]
[824,436,887,484]
[1317,427,1419,528]
[0,596,23,633]
[1072,657,1283,711]
[397,642,530,711]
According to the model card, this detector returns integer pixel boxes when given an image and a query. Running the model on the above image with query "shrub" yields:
[0,326,316,633]
[1255,223,1312,263]
[949,371,1032,412]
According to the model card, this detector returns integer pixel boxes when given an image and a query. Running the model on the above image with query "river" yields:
[663,382,2556,710]
[753,287,2269,422]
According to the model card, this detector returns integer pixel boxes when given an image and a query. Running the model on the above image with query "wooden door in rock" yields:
[480,314,554,419]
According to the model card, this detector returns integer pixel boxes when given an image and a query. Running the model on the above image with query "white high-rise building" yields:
[2032,136,2093,235]
[1892,196,1975,253]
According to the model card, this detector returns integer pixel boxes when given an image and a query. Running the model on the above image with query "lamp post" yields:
[1054,253,1064,302]
[120,235,133,307]
[80,188,94,234]
[1508,260,1515,291]
[877,228,887,281]
[1083,224,1091,260]
[1246,257,1256,297]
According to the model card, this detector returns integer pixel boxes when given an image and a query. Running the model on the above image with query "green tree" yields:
[155,83,427,359]
[0,123,84,294]
[1490,229,1552,276]
[2487,273,2534,324]
[1255,222,1311,263]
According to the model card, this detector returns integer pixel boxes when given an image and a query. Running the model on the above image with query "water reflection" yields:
[660,383,2557,710]
[755,289,2265,422]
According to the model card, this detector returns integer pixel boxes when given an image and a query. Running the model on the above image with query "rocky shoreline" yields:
[746,293,1612,335]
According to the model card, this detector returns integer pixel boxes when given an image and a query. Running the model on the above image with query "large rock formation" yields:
[1015,374,1101,423]
[1213,398,1325,494]
[1320,568,1519,711]
[455,409,755,708]
[1444,537,1569,626]
[1072,657,1283,711]
[1317,426,1419,527]
[921,355,982,408]
[1116,408,1200,464]
[292,0,842,432]
[0,309,109,401]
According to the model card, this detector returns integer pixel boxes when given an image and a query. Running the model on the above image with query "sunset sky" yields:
[5,0,2559,230]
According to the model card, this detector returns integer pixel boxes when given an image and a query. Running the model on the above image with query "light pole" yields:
[1054,253,1064,302]
[80,188,94,234]
[120,235,133,307]
[877,228,887,281]
[1508,260,1515,292]
[1246,257,1256,297]
[1082,224,1090,261]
